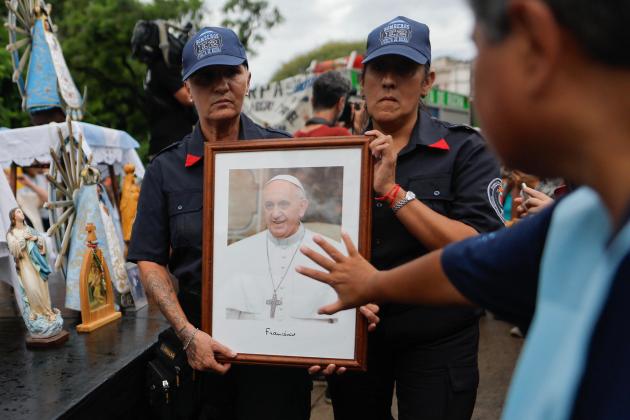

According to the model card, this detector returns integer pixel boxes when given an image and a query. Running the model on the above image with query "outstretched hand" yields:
[296,230,379,315]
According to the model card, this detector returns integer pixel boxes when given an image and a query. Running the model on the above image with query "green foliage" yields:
[45,0,202,151]
[221,0,283,55]
[270,41,365,82]
[0,28,31,128]
[0,0,281,162]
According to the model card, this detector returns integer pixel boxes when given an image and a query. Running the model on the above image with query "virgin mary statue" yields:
[6,207,63,337]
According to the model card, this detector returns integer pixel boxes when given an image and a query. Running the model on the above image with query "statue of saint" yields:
[6,207,63,337]
[120,163,140,243]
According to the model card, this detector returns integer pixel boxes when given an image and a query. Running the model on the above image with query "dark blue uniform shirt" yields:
[442,202,630,419]
[372,110,504,343]
[128,114,290,325]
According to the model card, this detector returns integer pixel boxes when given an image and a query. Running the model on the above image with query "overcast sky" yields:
[203,0,477,86]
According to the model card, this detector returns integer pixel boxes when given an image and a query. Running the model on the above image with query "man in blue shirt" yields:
[297,0,630,419]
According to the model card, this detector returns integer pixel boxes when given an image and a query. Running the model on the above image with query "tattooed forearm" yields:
[138,261,191,340]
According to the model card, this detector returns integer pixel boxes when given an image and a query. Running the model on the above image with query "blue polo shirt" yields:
[442,200,630,419]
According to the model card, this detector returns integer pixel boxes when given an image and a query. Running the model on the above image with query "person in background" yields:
[500,170,563,337]
[514,185,553,218]
[144,57,197,158]
[295,70,352,137]
[501,170,565,225]
[501,170,535,224]
[514,180,566,218]
[6,167,49,233]
[132,20,197,158]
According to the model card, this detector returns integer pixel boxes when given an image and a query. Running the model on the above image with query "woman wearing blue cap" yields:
[318,16,504,420]
[127,26,328,419]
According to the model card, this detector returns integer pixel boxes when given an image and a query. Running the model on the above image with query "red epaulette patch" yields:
[185,154,202,167]
[428,138,450,150]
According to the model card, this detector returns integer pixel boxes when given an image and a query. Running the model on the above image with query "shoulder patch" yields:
[443,121,479,133]
[153,139,184,159]
[427,116,481,143]
[263,126,292,139]
[487,177,506,223]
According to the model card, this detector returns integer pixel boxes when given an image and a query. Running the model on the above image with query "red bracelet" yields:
[375,184,396,201]
[375,184,400,205]
[388,184,401,207]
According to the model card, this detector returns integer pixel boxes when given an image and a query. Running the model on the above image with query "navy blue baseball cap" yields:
[182,26,248,81]
[363,16,431,65]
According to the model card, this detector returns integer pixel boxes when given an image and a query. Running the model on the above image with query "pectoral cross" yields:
[266,292,283,318]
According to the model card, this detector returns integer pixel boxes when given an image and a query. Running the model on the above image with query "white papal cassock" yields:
[220,224,339,322]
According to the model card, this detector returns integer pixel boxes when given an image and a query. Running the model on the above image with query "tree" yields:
[0,0,283,161]
[46,0,202,158]
[221,0,283,55]
[271,41,365,82]
[0,28,30,129]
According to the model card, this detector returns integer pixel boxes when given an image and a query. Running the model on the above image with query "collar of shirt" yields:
[183,113,268,167]
[400,109,452,156]
[267,223,305,248]
[366,109,451,157]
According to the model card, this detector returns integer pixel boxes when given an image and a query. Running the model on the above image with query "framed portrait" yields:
[202,137,372,370]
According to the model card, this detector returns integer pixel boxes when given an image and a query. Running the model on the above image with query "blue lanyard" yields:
[503,187,630,419]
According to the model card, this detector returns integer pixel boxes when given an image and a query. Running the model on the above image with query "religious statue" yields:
[96,183,132,305]
[7,0,85,122]
[120,163,141,243]
[6,207,66,344]
[85,224,106,308]
[76,223,121,332]
[64,167,132,311]
[219,175,340,323]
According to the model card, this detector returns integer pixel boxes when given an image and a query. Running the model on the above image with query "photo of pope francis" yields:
[222,174,340,322]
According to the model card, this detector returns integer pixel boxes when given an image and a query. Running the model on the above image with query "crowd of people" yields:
[127,0,630,419]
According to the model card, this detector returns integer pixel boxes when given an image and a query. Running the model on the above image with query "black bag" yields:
[146,328,199,420]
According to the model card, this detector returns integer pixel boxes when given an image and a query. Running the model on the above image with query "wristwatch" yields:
[392,190,416,213]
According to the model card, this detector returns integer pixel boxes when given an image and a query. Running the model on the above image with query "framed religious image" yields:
[202,137,372,370]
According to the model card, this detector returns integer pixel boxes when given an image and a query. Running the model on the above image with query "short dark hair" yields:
[468,0,630,67]
[312,71,351,110]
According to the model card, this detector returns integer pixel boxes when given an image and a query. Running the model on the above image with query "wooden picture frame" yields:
[202,137,372,370]
[77,223,121,332]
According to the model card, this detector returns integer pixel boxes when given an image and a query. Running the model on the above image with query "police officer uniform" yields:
[327,17,504,420]
[128,27,311,420]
